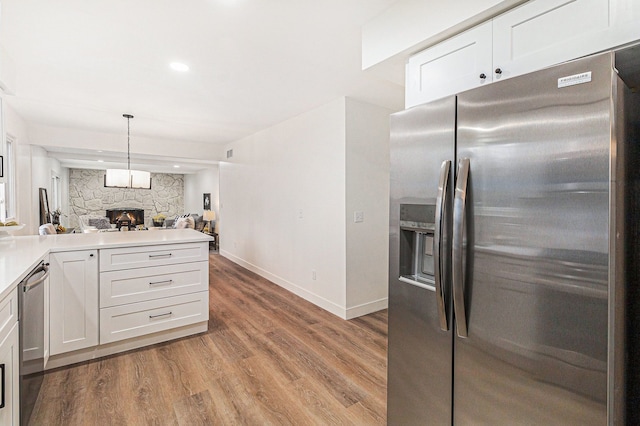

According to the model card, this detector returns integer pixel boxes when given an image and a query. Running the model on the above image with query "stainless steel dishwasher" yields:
[18,261,49,426]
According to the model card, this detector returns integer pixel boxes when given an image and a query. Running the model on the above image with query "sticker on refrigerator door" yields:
[558,71,592,88]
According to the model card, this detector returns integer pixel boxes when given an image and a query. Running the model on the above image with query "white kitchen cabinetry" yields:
[406,0,639,107]
[99,242,208,272]
[100,292,209,344]
[493,0,611,81]
[406,22,493,108]
[611,0,640,48]
[100,261,209,307]
[0,289,19,426]
[99,243,209,345]
[49,250,99,355]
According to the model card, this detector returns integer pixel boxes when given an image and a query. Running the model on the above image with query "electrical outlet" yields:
[312,270,317,280]
[354,211,364,223]
[298,209,304,219]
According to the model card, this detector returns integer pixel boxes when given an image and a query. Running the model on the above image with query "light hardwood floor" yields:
[30,254,388,425]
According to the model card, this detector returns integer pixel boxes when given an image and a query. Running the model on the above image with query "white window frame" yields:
[3,135,16,221]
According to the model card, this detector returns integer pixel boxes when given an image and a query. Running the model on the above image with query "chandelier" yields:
[104,114,151,189]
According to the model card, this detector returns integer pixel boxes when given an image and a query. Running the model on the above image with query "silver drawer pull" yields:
[149,253,172,259]
[149,311,172,319]
[149,279,173,286]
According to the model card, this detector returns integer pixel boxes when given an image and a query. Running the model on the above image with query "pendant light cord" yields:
[127,117,130,171]
[123,113,134,171]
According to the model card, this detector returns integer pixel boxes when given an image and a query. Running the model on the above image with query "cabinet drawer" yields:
[0,288,17,348]
[99,292,209,344]
[100,242,208,271]
[100,261,209,307]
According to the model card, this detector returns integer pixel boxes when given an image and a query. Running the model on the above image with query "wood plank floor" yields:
[30,254,388,425]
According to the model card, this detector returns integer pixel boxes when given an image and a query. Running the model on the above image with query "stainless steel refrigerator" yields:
[388,45,640,424]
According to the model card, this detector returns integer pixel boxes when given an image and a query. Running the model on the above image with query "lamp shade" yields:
[203,210,216,221]
[130,170,151,189]
[105,169,131,188]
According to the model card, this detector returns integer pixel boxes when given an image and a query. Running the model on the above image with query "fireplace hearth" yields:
[106,208,144,230]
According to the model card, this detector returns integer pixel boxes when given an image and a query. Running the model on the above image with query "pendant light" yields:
[104,114,152,189]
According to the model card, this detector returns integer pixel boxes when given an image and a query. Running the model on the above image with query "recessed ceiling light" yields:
[97,150,103,153]
[173,165,180,168]
[97,160,104,163]
[170,62,189,72]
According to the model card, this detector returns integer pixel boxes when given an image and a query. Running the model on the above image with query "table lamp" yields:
[203,210,216,233]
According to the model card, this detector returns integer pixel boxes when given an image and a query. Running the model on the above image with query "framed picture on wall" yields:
[203,193,211,210]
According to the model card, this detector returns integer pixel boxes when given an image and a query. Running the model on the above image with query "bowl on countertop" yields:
[0,224,26,238]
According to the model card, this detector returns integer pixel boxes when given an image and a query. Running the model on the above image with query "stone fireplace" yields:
[68,169,184,230]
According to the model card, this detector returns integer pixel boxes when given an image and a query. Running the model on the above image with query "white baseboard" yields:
[345,298,388,320]
[220,250,387,320]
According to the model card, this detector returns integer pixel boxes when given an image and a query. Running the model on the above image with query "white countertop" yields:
[0,229,212,301]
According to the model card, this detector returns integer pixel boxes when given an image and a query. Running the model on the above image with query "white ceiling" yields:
[1,0,404,171]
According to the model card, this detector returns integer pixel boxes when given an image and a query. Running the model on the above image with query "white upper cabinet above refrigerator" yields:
[610,0,640,47]
[406,0,640,108]
[405,22,493,109]
[493,0,612,80]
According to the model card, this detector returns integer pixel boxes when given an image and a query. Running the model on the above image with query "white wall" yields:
[184,166,220,231]
[3,101,34,235]
[220,98,348,315]
[345,98,391,317]
[220,97,392,319]
[362,0,527,69]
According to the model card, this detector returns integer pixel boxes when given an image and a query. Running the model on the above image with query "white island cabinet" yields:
[0,289,19,426]
[49,250,99,356]
[43,231,211,369]
[0,229,212,370]
[99,242,209,344]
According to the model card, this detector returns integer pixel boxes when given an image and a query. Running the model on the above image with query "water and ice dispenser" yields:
[399,204,436,286]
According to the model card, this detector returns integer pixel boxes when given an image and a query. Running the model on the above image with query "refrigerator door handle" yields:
[452,158,470,338]
[433,160,450,331]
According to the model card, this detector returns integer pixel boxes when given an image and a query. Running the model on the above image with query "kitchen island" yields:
[0,229,212,300]
[0,229,212,367]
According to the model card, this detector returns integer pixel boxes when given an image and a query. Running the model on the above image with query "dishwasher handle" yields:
[0,363,4,409]
[23,262,50,292]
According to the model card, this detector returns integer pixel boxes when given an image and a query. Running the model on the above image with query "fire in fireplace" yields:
[106,208,144,230]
